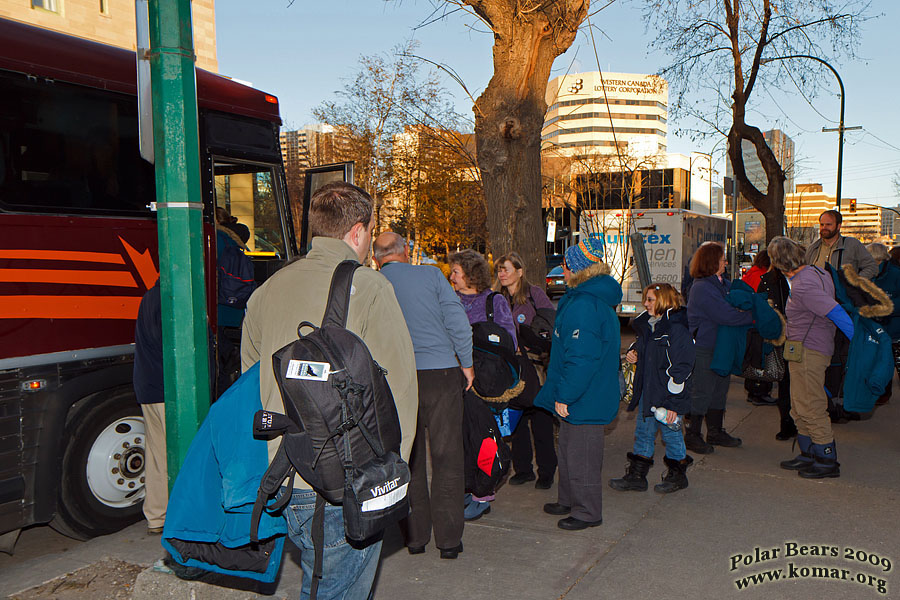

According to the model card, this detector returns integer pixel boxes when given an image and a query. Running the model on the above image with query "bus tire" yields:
[50,387,146,540]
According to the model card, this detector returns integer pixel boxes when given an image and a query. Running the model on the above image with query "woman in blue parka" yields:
[535,237,621,531]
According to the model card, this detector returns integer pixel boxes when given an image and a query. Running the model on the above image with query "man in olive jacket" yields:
[241,182,417,600]
[805,210,877,280]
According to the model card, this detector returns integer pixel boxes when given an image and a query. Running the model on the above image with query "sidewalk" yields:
[3,377,898,599]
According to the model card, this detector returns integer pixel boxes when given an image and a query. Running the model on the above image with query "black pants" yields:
[402,368,465,550]
[511,407,557,481]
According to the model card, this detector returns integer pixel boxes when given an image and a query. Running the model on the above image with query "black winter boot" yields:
[780,434,814,470]
[705,409,742,447]
[798,441,840,479]
[684,414,714,454]
[775,417,797,441]
[609,453,654,492]
[654,455,693,493]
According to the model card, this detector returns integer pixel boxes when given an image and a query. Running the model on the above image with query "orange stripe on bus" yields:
[0,250,126,264]
[0,269,138,287]
[0,296,142,320]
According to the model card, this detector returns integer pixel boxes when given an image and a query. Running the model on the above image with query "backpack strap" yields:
[309,494,326,600]
[485,291,500,323]
[321,260,362,329]
[250,441,295,544]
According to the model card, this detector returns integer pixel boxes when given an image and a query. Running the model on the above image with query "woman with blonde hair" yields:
[610,283,696,494]
[493,251,557,489]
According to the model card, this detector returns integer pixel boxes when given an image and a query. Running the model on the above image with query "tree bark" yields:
[465,0,587,279]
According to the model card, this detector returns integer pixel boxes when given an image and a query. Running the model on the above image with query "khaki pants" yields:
[788,348,834,445]
[140,402,168,529]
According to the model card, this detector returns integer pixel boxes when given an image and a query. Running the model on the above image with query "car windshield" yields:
[549,266,564,276]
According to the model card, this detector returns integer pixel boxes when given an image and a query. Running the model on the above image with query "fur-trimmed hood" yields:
[565,261,622,309]
[567,261,611,288]
[840,264,893,319]
[216,224,249,251]
[765,306,788,346]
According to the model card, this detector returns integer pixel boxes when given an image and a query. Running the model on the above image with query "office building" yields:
[0,0,218,72]
[542,72,668,159]
[786,183,880,242]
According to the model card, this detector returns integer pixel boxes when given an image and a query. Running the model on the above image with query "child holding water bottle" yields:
[610,283,696,493]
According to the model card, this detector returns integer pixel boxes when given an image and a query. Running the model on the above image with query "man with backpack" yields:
[373,232,473,559]
[241,182,417,600]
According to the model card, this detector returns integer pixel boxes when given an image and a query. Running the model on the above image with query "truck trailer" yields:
[579,208,731,316]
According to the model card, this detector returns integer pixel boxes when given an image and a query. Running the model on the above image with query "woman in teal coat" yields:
[535,237,622,531]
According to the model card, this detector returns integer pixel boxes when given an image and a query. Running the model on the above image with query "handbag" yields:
[783,319,815,363]
[742,346,786,382]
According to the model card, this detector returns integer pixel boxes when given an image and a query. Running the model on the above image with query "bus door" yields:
[298,162,355,254]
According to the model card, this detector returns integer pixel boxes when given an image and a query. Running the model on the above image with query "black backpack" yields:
[471,292,521,398]
[518,294,556,355]
[250,261,410,599]
[217,236,256,309]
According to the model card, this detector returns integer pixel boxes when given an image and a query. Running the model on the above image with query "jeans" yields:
[284,489,382,600]
[632,413,686,460]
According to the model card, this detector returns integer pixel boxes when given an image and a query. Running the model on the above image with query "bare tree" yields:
[643,0,870,242]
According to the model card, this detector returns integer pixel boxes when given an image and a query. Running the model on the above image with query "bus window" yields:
[0,72,155,215]
[213,160,286,259]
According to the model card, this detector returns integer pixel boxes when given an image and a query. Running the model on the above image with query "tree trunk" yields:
[467,0,587,280]
[727,121,786,244]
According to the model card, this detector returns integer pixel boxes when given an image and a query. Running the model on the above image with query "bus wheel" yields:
[50,388,146,540]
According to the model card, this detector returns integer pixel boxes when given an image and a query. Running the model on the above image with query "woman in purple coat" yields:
[448,249,516,520]
[493,251,558,490]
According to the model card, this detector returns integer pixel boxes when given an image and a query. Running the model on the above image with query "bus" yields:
[0,18,300,549]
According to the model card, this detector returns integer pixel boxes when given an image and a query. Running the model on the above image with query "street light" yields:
[759,55,861,211]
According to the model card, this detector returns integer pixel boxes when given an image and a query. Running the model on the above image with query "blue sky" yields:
[216,0,899,206]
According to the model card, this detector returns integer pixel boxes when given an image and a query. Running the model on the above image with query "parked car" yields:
[546,265,566,298]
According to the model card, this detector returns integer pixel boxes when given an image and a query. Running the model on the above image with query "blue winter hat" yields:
[564,236,604,273]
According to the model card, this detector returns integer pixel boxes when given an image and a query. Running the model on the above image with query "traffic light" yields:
[849,199,857,213]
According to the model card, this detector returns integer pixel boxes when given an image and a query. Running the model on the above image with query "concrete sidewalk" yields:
[3,377,899,599]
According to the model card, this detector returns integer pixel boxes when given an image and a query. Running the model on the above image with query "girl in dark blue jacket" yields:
[610,283,696,493]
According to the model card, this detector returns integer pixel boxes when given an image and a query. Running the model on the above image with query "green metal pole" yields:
[148,0,210,490]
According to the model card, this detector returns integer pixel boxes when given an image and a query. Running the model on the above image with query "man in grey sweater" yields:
[373,232,473,560]
[805,209,877,279]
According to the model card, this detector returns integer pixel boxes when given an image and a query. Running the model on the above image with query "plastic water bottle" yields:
[650,406,682,431]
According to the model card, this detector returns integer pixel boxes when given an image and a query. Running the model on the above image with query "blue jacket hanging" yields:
[162,363,287,583]
[827,265,894,412]
[710,279,784,376]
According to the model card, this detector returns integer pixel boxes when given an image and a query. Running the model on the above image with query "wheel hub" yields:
[85,417,146,508]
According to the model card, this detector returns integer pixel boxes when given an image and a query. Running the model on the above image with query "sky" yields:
[216,0,899,207]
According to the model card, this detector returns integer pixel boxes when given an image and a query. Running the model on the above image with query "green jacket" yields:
[805,235,877,280]
[241,237,418,489]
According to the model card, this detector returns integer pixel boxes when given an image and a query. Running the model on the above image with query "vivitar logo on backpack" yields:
[361,476,408,512]
[285,360,331,381]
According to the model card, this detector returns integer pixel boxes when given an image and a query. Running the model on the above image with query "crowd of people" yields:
[136,185,897,599]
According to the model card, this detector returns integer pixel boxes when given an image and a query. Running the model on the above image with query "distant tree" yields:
[313,40,454,231]
[642,0,871,242]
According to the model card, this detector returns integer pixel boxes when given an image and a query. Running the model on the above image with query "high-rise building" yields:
[279,124,349,211]
[785,183,879,243]
[725,129,794,211]
[0,0,218,72]
[542,72,668,159]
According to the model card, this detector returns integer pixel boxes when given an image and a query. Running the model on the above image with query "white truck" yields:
[579,208,731,316]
